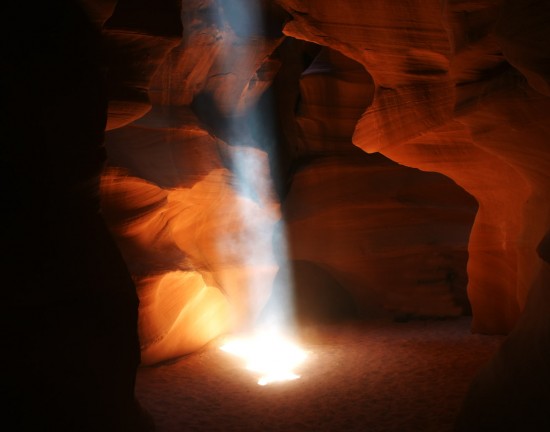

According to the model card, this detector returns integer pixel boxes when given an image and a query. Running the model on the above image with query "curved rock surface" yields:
[277,0,550,335]
[82,0,184,130]
[277,0,550,428]
[279,47,477,321]
[100,2,482,362]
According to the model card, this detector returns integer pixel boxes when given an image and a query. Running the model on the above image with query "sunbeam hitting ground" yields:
[220,330,308,385]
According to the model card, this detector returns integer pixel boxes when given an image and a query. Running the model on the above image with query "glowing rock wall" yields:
[100,0,286,364]
[99,0,549,364]
[99,0,482,364]
[277,0,550,334]
[98,0,550,425]
[277,47,477,320]
[275,0,550,427]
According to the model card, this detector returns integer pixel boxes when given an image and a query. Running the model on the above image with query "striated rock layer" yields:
[277,0,550,335]
[277,0,550,428]
[272,47,477,321]
[81,0,184,130]
[101,0,286,363]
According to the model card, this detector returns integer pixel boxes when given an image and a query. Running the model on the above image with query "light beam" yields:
[206,0,304,385]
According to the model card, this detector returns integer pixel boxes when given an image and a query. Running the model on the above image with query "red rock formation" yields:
[81,0,184,130]
[100,0,287,361]
[277,0,550,428]
[277,0,550,335]
[100,0,480,363]
[149,0,285,118]
[277,47,477,320]
[100,157,279,364]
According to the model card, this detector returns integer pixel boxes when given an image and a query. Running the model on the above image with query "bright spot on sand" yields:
[220,331,307,386]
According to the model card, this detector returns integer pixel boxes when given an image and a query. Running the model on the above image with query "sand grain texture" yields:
[136,317,503,432]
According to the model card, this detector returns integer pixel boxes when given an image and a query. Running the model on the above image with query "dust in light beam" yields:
[212,0,306,385]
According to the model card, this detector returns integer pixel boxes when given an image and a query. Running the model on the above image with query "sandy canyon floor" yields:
[136,317,504,432]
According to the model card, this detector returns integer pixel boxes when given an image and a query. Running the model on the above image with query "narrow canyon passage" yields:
[4,1,549,431]
[136,317,503,432]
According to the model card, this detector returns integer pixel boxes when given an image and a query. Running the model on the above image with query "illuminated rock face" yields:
[101,0,549,426]
[275,0,550,428]
[100,0,548,351]
[100,0,286,363]
[277,0,550,335]
[279,47,477,321]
